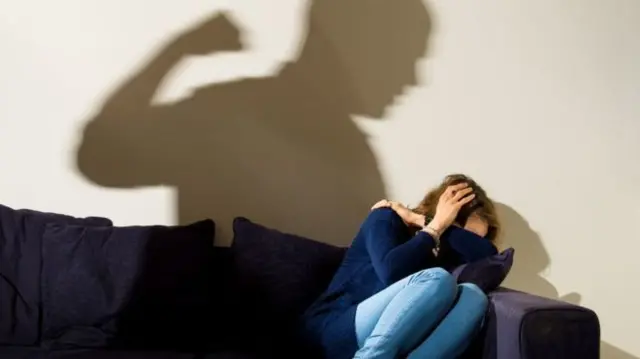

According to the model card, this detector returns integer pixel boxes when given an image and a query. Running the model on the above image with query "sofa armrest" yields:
[481,288,600,359]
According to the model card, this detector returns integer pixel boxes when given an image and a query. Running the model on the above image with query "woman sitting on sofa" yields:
[301,174,501,359]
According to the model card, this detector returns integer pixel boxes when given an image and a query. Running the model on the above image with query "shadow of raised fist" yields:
[172,12,244,56]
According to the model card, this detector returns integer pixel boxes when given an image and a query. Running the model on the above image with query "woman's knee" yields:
[457,283,489,313]
[409,267,452,283]
[408,268,456,296]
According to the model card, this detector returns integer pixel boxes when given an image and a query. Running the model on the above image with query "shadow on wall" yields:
[75,0,433,246]
[600,343,640,359]
[494,203,574,301]
[495,202,638,359]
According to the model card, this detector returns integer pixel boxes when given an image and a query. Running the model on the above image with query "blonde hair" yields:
[412,174,501,244]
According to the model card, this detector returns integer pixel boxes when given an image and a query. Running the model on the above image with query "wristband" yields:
[422,225,441,247]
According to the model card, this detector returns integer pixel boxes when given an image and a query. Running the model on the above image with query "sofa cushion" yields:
[17,208,112,227]
[0,204,112,346]
[231,217,345,317]
[229,217,345,353]
[40,219,216,351]
[0,347,201,359]
[0,347,269,359]
[451,247,515,293]
[201,353,270,359]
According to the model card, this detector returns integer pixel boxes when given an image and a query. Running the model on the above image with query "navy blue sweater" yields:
[300,208,497,359]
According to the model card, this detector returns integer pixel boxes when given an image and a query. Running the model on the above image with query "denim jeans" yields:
[354,268,488,359]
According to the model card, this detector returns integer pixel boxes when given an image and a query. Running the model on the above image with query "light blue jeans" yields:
[354,268,488,359]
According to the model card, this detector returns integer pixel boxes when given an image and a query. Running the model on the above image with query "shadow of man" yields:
[76,0,433,246]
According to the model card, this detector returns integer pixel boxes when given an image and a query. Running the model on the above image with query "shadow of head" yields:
[296,0,433,117]
[495,202,550,274]
[495,203,586,304]
[494,202,563,299]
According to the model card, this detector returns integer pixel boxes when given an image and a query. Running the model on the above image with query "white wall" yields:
[1,0,638,357]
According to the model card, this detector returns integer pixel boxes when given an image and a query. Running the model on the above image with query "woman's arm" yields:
[372,200,444,243]
[362,208,438,285]
[378,187,496,264]
[444,226,498,263]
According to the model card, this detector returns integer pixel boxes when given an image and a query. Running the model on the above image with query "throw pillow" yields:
[229,217,345,350]
[40,219,216,351]
[451,247,515,294]
[0,204,112,346]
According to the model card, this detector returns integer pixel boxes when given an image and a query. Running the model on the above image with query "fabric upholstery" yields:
[229,217,345,355]
[231,217,346,318]
[0,204,112,346]
[482,288,600,359]
[40,220,216,352]
[0,347,266,359]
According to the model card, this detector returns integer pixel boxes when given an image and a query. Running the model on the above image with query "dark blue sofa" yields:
[0,205,600,359]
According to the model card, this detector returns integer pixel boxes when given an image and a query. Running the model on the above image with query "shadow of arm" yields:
[76,40,188,188]
[76,14,244,188]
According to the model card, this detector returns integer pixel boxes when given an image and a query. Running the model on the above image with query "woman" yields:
[301,174,501,359]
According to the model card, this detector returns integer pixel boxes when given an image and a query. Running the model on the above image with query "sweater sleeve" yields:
[444,226,498,263]
[362,208,438,285]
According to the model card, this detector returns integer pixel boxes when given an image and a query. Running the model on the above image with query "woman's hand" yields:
[430,182,476,233]
[371,200,424,227]
[371,199,394,211]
